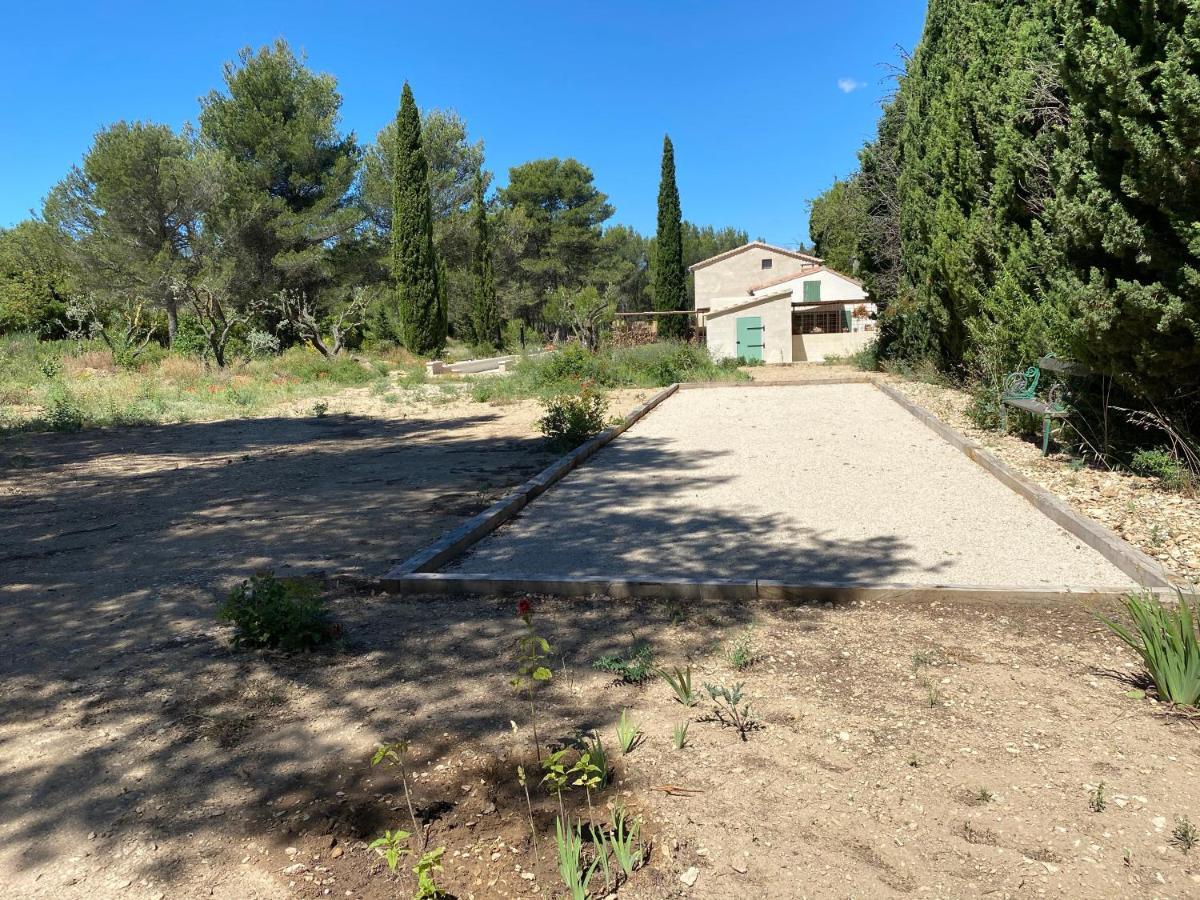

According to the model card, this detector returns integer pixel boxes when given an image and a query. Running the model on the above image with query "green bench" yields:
[1000,355,1076,455]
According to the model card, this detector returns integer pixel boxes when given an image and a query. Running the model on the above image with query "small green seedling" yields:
[704,682,759,741]
[512,599,553,760]
[672,720,689,750]
[541,748,573,819]
[724,630,756,670]
[412,846,447,898]
[657,664,698,706]
[368,828,412,871]
[1089,782,1107,813]
[616,709,641,754]
[1173,816,1197,853]
[925,680,941,708]
[371,740,423,845]
[605,803,644,877]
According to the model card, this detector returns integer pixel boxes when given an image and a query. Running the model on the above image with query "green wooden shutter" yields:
[802,281,821,302]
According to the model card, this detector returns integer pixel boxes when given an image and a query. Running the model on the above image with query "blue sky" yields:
[0,1,926,246]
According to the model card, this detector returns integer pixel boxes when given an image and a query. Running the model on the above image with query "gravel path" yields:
[453,384,1136,588]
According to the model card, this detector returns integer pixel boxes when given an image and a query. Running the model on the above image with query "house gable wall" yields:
[752,268,868,303]
[694,249,813,309]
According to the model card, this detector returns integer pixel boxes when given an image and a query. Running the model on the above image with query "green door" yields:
[736,316,764,362]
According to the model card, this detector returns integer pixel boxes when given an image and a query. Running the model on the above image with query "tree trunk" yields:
[166,298,178,348]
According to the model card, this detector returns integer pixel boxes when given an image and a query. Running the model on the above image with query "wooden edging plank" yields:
[383,382,680,579]
[380,571,1163,605]
[875,381,1177,590]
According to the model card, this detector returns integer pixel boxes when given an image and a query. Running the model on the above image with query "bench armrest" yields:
[1002,366,1040,399]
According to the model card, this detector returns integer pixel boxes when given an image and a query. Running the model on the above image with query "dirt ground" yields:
[3,367,1198,899]
[0,386,652,899]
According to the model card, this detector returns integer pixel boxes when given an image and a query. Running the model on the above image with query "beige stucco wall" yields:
[752,269,868,304]
[694,249,813,309]
[792,331,877,362]
[706,294,794,364]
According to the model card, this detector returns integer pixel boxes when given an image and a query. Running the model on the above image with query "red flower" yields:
[517,599,532,619]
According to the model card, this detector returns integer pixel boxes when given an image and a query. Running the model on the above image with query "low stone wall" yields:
[792,331,876,362]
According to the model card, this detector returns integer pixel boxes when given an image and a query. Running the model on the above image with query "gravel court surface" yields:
[451,383,1137,588]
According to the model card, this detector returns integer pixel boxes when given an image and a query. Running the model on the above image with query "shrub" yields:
[1131,448,1194,491]
[218,571,333,651]
[541,342,607,382]
[246,329,281,358]
[609,341,729,385]
[966,383,1002,430]
[1100,592,1200,706]
[537,382,610,451]
[44,385,83,432]
[845,341,879,371]
[171,316,211,358]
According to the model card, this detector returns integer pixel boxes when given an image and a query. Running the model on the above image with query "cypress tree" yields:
[653,135,687,340]
[1046,0,1200,408]
[391,82,444,355]
[468,169,502,348]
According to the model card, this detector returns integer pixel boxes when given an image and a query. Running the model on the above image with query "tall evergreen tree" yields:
[653,135,687,339]
[468,169,502,348]
[496,158,613,322]
[1046,0,1200,409]
[199,40,360,305]
[390,83,444,354]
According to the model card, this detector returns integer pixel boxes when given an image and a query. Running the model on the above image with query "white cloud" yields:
[837,78,865,94]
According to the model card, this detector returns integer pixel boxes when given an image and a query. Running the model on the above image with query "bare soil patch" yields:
[0,387,651,898]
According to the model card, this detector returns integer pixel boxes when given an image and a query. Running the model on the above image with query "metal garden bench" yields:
[1000,355,1077,455]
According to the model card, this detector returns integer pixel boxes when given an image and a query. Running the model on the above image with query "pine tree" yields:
[468,169,502,348]
[197,40,360,305]
[653,135,687,340]
[390,83,444,355]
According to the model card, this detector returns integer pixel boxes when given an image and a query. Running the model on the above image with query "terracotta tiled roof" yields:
[687,241,823,272]
[748,265,867,293]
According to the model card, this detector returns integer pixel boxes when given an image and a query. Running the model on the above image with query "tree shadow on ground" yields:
[0,409,932,891]
[451,430,954,585]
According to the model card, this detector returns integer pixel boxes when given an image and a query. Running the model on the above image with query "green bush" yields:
[610,342,714,385]
[1101,592,1200,706]
[537,382,610,451]
[218,571,334,651]
[966,383,1001,430]
[1131,448,1194,491]
[841,342,879,371]
[44,385,83,432]
[171,316,211,358]
[539,343,606,383]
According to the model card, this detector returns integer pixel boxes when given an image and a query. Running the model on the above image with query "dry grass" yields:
[0,333,418,433]
[62,349,118,374]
